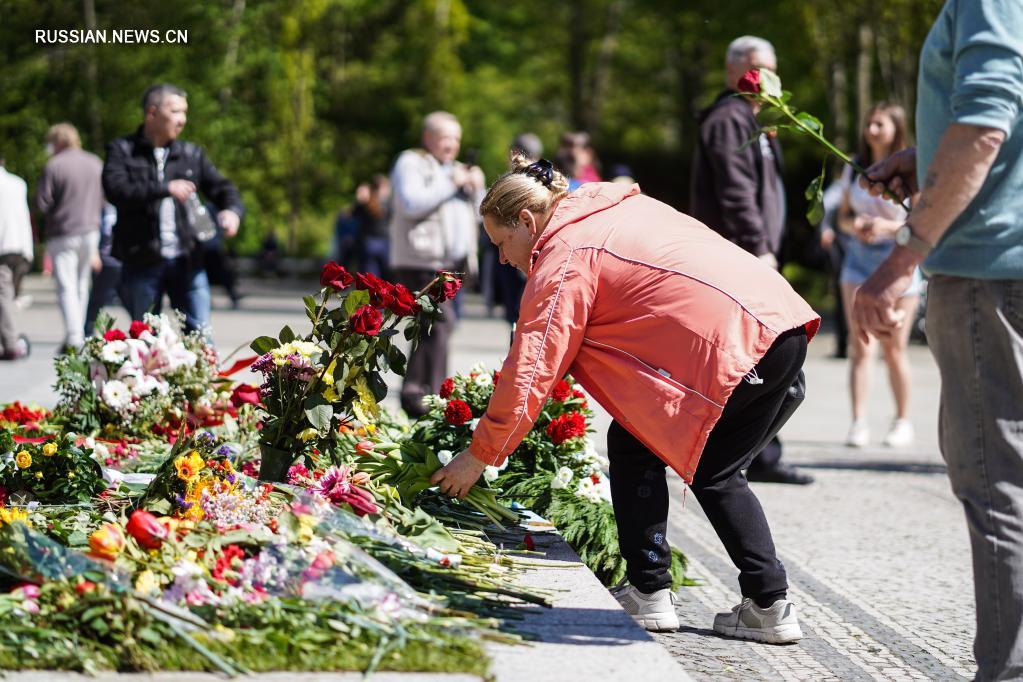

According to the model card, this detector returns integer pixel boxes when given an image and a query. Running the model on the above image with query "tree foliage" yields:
[0,0,944,258]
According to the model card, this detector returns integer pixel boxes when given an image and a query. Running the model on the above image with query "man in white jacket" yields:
[0,159,34,360]
[389,111,484,416]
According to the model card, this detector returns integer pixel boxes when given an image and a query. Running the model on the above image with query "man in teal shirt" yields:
[855,1,1023,679]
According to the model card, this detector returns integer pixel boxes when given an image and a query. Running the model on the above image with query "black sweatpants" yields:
[608,327,807,605]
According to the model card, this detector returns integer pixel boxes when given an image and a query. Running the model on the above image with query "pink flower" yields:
[316,466,378,516]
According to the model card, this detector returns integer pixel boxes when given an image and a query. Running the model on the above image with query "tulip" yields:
[126,510,168,550]
[88,523,126,561]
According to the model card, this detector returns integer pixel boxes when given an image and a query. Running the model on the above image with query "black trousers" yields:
[608,327,807,604]
[393,268,455,418]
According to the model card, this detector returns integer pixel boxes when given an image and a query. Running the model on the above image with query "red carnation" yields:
[551,380,571,402]
[737,68,761,94]
[350,305,383,336]
[103,329,126,342]
[444,399,473,426]
[320,261,354,290]
[439,377,455,399]
[129,320,152,338]
[546,412,587,445]
[387,283,420,317]
[230,383,261,408]
[355,272,395,307]
[571,388,588,407]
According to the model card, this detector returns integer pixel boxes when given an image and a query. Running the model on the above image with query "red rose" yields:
[546,412,587,445]
[444,399,473,426]
[126,510,168,550]
[439,377,455,399]
[230,383,261,408]
[355,272,395,307]
[551,380,571,402]
[103,329,126,342]
[386,283,420,317]
[320,261,354,290]
[737,68,761,94]
[350,305,383,336]
[129,320,152,338]
[432,272,462,302]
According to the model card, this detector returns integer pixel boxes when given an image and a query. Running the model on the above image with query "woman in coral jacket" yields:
[431,157,820,644]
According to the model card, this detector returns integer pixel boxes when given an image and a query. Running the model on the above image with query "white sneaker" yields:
[612,584,680,632]
[713,597,803,644]
[883,419,915,447]
[846,419,869,448]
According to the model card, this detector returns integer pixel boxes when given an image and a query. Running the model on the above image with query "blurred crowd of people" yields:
[0,83,245,360]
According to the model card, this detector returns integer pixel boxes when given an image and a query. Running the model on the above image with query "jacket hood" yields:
[535,182,641,254]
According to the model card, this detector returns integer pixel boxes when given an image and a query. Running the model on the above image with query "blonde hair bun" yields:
[481,154,571,227]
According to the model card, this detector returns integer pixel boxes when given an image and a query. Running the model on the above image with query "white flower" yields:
[101,340,128,364]
[423,395,448,410]
[550,466,574,490]
[473,373,493,388]
[469,362,489,375]
[101,380,131,409]
[437,450,454,466]
[576,477,602,504]
[483,466,500,483]
[133,374,165,396]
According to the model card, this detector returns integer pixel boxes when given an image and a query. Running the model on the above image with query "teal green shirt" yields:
[917,0,1023,279]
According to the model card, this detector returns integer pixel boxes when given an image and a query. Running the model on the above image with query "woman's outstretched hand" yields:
[430,448,487,500]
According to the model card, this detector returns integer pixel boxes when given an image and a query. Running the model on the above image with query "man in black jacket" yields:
[102,84,243,332]
[690,36,813,486]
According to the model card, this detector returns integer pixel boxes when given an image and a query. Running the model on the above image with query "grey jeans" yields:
[0,254,29,353]
[927,275,1023,681]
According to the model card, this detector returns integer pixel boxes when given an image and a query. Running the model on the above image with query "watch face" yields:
[896,225,910,246]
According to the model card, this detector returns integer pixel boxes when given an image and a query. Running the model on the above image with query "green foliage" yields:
[0,0,944,263]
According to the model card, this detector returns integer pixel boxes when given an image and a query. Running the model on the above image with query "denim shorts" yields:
[840,238,923,296]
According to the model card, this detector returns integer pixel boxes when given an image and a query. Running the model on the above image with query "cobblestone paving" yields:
[658,463,974,681]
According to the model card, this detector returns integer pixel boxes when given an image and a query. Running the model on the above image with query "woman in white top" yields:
[837,103,921,449]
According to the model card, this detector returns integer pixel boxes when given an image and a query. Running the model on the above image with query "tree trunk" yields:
[82,0,102,146]
[829,58,850,154]
[856,22,874,129]
[585,0,624,134]
[568,0,587,130]
[219,0,247,106]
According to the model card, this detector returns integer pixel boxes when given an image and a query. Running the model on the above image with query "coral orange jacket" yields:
[469,182,820,482]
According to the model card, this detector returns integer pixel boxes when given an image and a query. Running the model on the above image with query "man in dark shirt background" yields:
[691,35,813,486]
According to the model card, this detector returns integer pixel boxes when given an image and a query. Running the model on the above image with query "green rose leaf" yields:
[804,165,826,225]
[278,325,296,343]
[795,111,823,134]
[343,289,370,316]
[304,394,333,431]
[250,335,278,355]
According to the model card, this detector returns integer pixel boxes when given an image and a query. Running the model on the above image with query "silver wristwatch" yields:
[895,223,933,257]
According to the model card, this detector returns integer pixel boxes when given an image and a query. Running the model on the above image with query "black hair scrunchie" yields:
[522,158,555,188]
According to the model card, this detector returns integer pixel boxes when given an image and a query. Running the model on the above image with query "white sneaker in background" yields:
[713,598,803,644]
[883,418,915,447]
[846,419,869,448]
[611,584,680,632]
[14,294,32,311]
